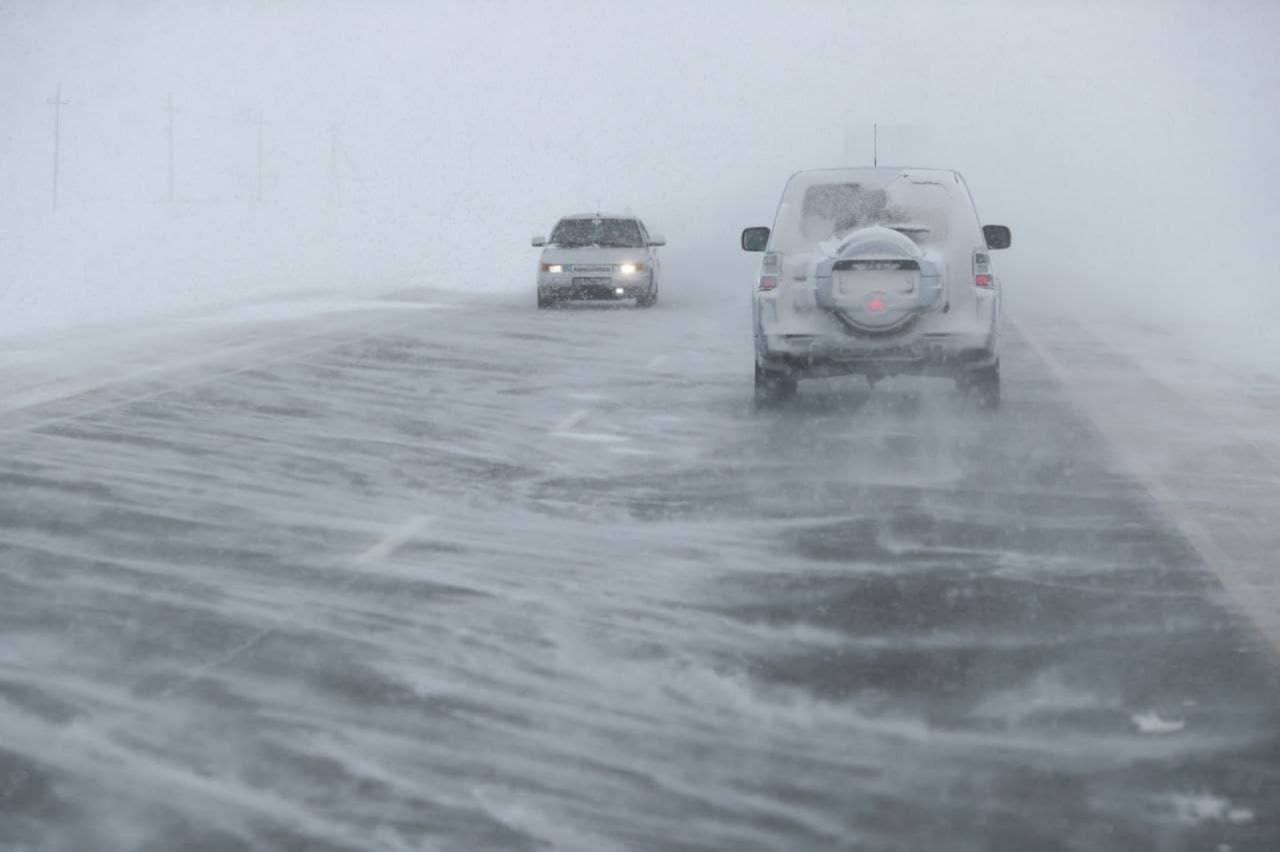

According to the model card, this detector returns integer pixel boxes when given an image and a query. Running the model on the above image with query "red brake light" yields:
[867,297,887,313]
[758,275,778,291]
[975,274,993,288]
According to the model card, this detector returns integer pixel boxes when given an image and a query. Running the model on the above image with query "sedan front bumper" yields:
[539,275,651,301]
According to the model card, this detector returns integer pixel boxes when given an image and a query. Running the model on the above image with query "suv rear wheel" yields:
[754,362,797,408]
[958,363,1000,410]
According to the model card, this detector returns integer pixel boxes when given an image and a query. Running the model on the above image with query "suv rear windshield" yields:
[551,218,645,248]
[772,170,967,253]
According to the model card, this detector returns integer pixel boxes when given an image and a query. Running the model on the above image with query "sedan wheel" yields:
[636,279,658,308]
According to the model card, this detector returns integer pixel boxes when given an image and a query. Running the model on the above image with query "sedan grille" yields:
[572,265,613,273]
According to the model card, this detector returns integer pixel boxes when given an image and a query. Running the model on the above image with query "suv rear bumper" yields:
[757,332,997,379]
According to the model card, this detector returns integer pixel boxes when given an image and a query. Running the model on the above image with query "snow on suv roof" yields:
[789,167,961,184]
[559,213,639,221]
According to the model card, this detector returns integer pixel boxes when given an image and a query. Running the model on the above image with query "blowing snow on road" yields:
[1,290,1278,850]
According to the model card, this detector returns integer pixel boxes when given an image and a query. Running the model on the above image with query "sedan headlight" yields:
[618,262,648,275]
[541,263,563,273]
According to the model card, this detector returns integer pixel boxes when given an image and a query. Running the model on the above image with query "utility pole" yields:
[164,94,177,203]
[47,83,69,212]
[873,123,878,168]
[253,110,265,203]
[327,123,341,206]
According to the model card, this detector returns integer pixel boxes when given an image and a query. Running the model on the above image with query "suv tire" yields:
[959,362,1000,410]
[754,362,797,409]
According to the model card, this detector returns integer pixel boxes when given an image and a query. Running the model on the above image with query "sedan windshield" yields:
[550,218,645,248]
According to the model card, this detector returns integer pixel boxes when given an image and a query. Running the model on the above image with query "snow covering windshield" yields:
[770,169,962,253]
[550,218,645,248]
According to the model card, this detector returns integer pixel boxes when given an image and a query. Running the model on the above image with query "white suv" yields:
[741,167,1011,407]
[532,214,665,308]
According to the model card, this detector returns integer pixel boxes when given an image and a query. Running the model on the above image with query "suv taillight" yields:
[973,251,993,288]
[759,252,780,291]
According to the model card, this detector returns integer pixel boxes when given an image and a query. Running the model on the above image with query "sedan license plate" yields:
[572,277,611,286]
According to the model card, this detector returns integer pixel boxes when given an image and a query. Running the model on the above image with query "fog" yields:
[2,0,1277,346]
[6,4,1280,848]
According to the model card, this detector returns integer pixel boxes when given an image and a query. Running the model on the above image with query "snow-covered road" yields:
[1,289,1278,851]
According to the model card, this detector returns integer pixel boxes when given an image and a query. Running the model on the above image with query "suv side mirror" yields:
[531,236,547,247]
[741,226,770,252]
[648,235,666,247]
[983,225,1011,250]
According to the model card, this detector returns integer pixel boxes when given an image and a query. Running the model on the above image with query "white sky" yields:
[2,0,1277,334]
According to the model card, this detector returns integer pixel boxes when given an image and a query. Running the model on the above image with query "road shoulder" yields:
[1014,312,1280,656]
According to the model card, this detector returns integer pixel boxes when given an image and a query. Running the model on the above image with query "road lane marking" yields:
[552,351,668,438]
[551,408,591,433]
[357,514,434,563]
[154,513,435,697]
[1132,712,1186,735]
[557,432,628,444]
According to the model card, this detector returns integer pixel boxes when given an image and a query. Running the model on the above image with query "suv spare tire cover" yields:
[813,225,941,332]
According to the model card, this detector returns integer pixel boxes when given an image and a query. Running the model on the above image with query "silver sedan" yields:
[532,214,664,308]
